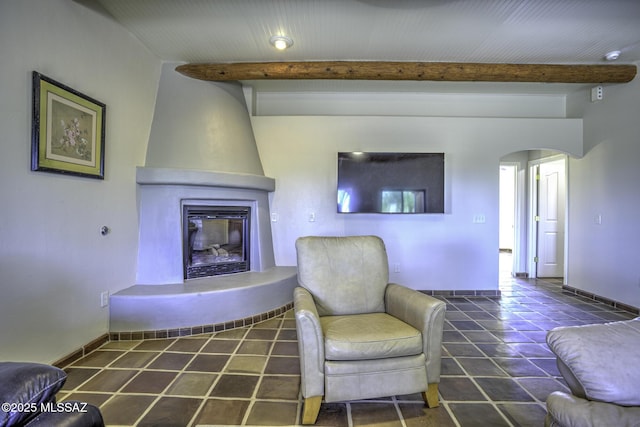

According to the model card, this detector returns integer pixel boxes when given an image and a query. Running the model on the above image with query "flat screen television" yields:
[337,152,444,214]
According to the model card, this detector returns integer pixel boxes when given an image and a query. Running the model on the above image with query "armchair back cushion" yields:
[296,236,388,316]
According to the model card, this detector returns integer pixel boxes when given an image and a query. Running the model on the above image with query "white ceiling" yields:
[77,0,640,95]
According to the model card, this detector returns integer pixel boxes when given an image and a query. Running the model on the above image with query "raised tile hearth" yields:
[110,267,297,334]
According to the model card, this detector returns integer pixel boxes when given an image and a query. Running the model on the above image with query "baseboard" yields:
[421,289,501,298]
[52,333,109,368]
[562,284,639,315]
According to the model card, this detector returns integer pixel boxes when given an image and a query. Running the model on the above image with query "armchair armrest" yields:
[294,287,325,399]
[385,283,446,382]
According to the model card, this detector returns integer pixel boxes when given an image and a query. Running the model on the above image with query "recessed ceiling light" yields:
[604,50,621,61]
[269,35,293,50]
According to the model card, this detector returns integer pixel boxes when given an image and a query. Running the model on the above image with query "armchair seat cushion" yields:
[321,313,422,360]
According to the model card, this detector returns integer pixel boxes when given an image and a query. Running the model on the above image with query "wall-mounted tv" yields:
[337,152,444,214]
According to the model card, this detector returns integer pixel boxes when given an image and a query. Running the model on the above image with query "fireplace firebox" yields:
[183,205,250,279]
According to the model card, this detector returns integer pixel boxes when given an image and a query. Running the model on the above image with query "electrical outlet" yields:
[393,263,400,273]
[100,291,109,308]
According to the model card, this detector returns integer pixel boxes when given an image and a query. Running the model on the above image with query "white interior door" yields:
[536,159,566,278]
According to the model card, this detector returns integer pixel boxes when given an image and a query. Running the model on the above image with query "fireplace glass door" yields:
[183,206,250,279]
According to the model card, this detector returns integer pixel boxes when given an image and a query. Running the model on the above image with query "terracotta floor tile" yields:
[99,394,156,426]
[225,355,267,374]
[186,354,230,372]
[253,318,282,329]
[211,374,259,398]
[166,337,208,353]
[133,339,175,351]
[271,341,299,356]
[516,377,569,401]
[497,402,549,427]
[136,396,202,427]
[442,343,485,357]
[493,357,547,377]
[237,340,273,355]
[439,377,486,401]
[476,342,523,358]
[277,328,299,340]
[245,400,299,425]
[246,328,278,340]
[77,369,138,392]
[165,372,217,397]
[264,356,300,374]
[59,392,111,408]
[256,375,300,400]
[398,403,457,427]
[315,402,349,427]
[214,328,247,340]
[194,398,250,425]
[147,352,194,370]
[350,402,403,427]
[71,350,124,368]
[475,377,535,401]
[440,357,465,375]
[456,357,508,377]
[448,403,511,427]
[109,351,159,368]
[201,338,241,354]
[121,370,177,394]
[61,368,101,390]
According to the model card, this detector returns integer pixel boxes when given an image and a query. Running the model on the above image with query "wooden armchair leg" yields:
[301,396,323,424]
[422,383,440,408]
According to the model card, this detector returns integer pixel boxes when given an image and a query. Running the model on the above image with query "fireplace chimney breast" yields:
[145,62,264,176]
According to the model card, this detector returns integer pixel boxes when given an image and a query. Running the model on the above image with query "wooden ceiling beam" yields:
[176,61,636,84]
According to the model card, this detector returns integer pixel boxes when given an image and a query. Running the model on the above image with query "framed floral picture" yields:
[31,71,106,179]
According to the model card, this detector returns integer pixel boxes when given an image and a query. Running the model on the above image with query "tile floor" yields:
[57,261,637,426]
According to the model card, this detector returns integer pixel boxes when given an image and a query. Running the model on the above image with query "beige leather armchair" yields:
[294,235,446,424]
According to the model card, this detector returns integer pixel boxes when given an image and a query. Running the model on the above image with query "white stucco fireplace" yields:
[108,167,297,335]
[133,167,278,284]
[109,63,296,336]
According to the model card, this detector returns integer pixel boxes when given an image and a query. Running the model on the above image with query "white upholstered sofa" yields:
[545,317,640,427]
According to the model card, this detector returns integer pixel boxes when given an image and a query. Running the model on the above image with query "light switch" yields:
[473,214,486,224]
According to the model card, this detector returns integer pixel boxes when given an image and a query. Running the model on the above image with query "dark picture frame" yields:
[31,71,105,179]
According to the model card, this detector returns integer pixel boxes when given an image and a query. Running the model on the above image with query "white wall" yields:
[0,0,160,363]
[253,114,582,291]
[567,69,640,308]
